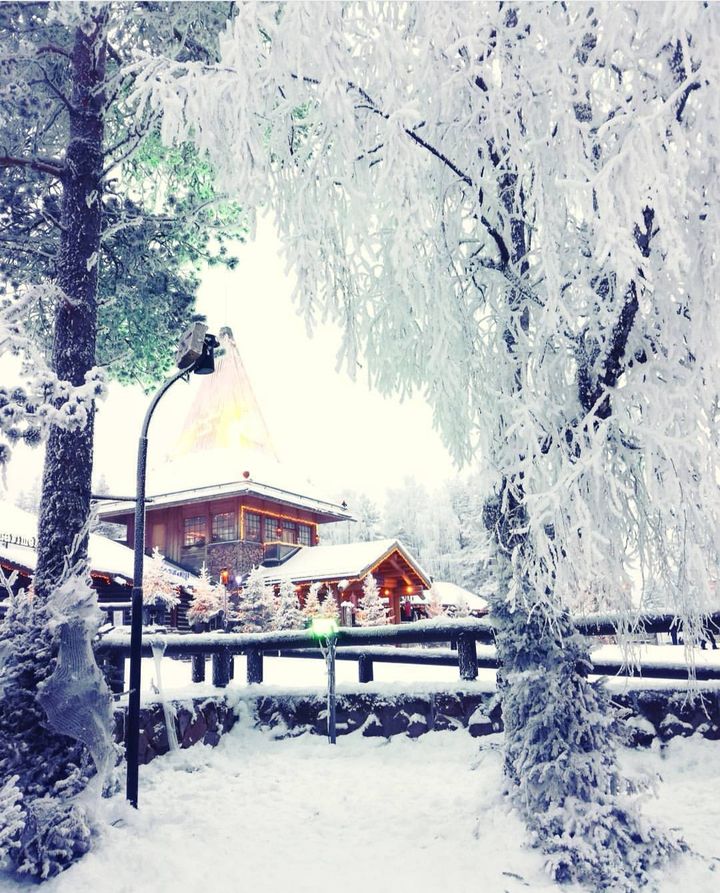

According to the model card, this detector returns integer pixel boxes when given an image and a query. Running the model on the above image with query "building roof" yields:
[255,538,431,588]
[427,580,489,614]
[0,502,195,586]
[96,470,353,523]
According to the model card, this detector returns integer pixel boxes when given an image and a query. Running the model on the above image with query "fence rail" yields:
[95,612,720,692]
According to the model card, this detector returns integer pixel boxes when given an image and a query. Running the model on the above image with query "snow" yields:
[0,502,194,586]
[0,719,717,892]
[427,580,489,613]
[255,538,430,586]
[96,458,351,523]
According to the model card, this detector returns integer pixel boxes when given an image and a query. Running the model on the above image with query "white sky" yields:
[3,217,459,507]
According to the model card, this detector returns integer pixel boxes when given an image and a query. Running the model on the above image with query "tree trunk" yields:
[35,14,107,596]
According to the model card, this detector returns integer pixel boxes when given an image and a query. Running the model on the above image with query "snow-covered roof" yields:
[0,502,195,586]
[255,538,431,587]
[426,580,489,614]
[96,467,353,523]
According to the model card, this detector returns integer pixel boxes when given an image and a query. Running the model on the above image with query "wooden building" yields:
[256,538,431,623]
[96,327,430,624]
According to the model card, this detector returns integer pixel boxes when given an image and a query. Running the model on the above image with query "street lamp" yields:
[126,320,219,808]
[310,616,339,744]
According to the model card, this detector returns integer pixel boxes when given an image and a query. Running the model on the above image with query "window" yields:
[282,520,297,544]
[212,511,237,543]
[183,516,206,547]
[245,512,261,542]
[263,515,278,542]
[298,524,312,546]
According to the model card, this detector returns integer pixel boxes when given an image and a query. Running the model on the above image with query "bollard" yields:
[358,653,374,683]
[457,634,478,681]
[246,647,263,684]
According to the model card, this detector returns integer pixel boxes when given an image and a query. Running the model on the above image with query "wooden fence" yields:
[94,611,720,693]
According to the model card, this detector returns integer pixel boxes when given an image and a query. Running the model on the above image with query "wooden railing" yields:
[94,612,720,693]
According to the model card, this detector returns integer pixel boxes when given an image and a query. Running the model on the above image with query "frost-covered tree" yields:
[319,586,339,621]
[302,582,323,620]
[186,563,221,627]
[425,586,446,620]
[142,547,180,610]
[357,574,390,627]
[139,2,719,885]
[273,579,305,631]
[233,566,274,633]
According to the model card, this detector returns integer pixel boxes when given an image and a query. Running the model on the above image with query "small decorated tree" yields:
[426,586,447,618]
[233,566,274,633]
[302,582,323,620]
[142,547,180,623]
[273,579,305,631]
[186,564,222,627]
[320,586,339,620]
[358,574,390,627]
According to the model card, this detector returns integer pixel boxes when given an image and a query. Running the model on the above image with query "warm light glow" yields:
[384,588,390,596]
[405,585,413,594]
[219,568,230,586]
[310,617,339,637]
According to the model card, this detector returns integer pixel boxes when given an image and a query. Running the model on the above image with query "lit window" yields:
[298,524,312,546]
[212,511,237,543]
[183,516,206,547]
[245,512,261,542]
[282,520,297,544]
[263,515,277,541]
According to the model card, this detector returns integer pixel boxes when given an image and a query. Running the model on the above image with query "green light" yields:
[310,617,339,637]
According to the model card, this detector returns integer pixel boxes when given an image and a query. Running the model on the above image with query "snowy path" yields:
[1,725,718,893]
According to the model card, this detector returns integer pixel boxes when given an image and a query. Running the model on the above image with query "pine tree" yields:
[233,567,274,633]
[302,582,323,620]
[320,586,339,620]
[273,579,305,631]
[142,548,180,610]
[426,586,446,619]
[186,563,221,627]
[357,574,390,627]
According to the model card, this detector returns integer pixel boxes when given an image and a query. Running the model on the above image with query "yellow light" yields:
[310,617,339,637]
[384,588,390,596]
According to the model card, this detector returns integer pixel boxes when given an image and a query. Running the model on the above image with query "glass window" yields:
[244,512,261,542]
[212,511,237,543]
[282,520,297,544]
[298,524,312,546]
[263,515,278,542]
[183,516,206,547]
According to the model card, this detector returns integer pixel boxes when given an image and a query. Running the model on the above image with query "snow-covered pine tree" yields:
[0,3,244,879]
[142,3,718,885]
[426,586,446,619]
[302,582,323,620]
[142,548,180,610]
[357,574,390,627]
[320,586,339,621]
[186,563,222,627]
[233,567,274,633]
[273,579,305,631]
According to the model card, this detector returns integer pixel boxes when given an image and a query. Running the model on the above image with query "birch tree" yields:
[138,2,719,887]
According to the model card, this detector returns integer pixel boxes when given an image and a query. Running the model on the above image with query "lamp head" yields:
[193,333,220,375]
[310,617,339,638]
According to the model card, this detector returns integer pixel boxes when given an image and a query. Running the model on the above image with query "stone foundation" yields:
[114,685,720,765]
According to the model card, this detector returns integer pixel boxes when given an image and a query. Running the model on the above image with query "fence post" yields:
[247,647,263,684]
[457,634,478,681]
[191,654,205,683]
[358,653,374,683]
[212,648,232,687]
[105,652,125,694]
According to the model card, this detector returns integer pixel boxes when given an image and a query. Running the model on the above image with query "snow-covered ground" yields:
[1,718,718,893]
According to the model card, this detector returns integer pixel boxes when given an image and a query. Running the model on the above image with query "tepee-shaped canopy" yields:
[174,326,278,462]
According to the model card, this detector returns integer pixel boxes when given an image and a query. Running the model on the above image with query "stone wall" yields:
[114,686,720,765]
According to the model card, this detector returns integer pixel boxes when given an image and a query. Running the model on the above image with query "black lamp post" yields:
[126,321,219,808]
